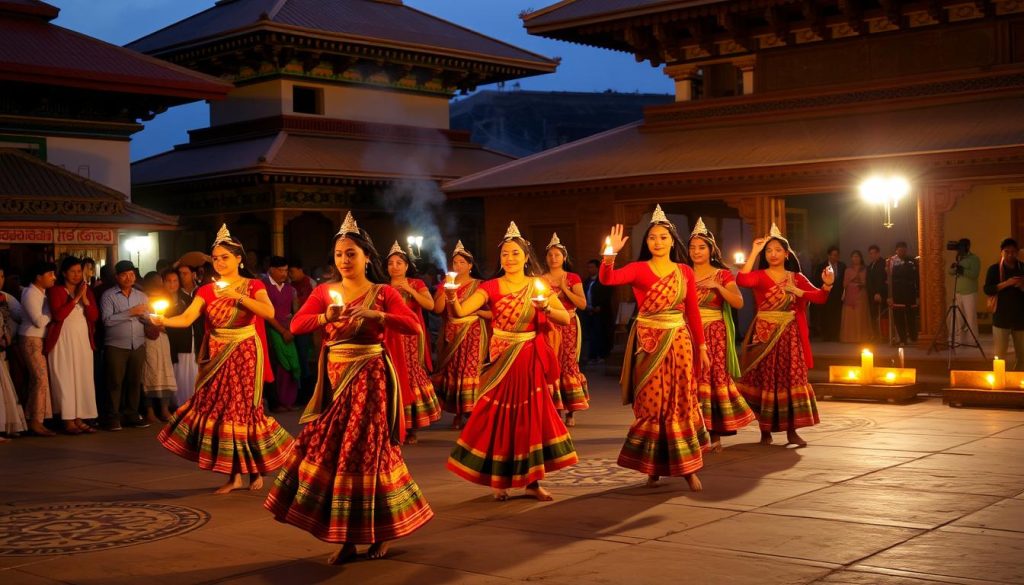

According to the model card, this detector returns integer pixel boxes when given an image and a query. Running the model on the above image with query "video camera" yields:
[946,240,967,252]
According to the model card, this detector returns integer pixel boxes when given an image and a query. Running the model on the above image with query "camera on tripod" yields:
[948,239,969,273]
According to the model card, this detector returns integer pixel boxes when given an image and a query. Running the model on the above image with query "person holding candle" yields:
[141,273,177,424]
[687,218,754,453]
[446,221,578,501]
[601,205,709,490]
[385,241,441,444]
[45,257,99,434]
[152,225,293,494]
[265,212,433,564]
[542,233,590,426]
[433,240,490,430]
[736,223,833,447]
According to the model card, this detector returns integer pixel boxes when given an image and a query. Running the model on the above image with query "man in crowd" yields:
[814,246,846,342]
[889,241,920,346]
[866,245,888,342]
[984,238,1024,368]
[948,238,981,346]
[581,259,613,364]
[100,260,149,430]
[263,256,299,412]
[287,261,316,402]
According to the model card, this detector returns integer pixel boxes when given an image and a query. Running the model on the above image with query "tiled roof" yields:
[0,1,231,98]
[523,0,697,29]
[131,128,514,186]
[443,96,1024,194]
[0,148,176,226]
[128,0,554,68]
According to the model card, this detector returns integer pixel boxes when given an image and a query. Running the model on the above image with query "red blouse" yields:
[598,261,706,347]
[291,284,420,339]
[44,285,99,355]
[736,270,828,368]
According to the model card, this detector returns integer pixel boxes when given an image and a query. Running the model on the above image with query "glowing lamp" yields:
[885,371,896,384]
[733,252,746,266]
[328,290,344,308]
[150,299,169,316]
[993,357,1006,389]
[846,370,859,381]
[216,280,228,289]
[602,237,615,256]
[445,271,458,289]
[986,373,996,388]
[533,278,548,302]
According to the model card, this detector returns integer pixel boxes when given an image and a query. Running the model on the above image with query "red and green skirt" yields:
[699,320,756,434]
[447,340,578,489]
[736,322,820,432]
[438,318,484,416]
[551,314,590,412]
[158,337,293,475]
[399,332,441,430]
[264,356,433,544]
[619,326,708,477]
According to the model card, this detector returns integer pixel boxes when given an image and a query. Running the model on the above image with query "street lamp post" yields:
[859,175,910,228]
[124,235,150,269]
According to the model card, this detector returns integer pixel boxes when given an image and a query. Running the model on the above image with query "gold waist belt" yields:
[327,343,383,364]
[699,308,723,323]
[636,312,685,329]
[756,310,795,326]
[492,329,536,343]
[211,324,256,341]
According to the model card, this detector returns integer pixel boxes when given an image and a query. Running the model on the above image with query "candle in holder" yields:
[444,271,458,289]
[150,299,169,318]
[602,236,615,256]
[861,349,874,382]
[328,290,344,309]
[533,278,547,302]
[993,356,1006,389]
[734,251,746,266]
[215,280,228,289]
[884,371,897,384]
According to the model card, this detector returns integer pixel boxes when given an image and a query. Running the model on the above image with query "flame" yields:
[733,251,746,265]
[986,373,996,387]
[846,370,858,380]
[533,278,546,295]
[328,290,344,306]
[215,280,228,289]
[150,299,169,315]
[885,371,896,383]
[861,348,872,357]
[603,236,614,255]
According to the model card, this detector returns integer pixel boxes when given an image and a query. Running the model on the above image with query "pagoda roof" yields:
[0,148,176,227]
[523,0,696,31]
[444,75,1024,196]
[131,115,515,187]
[0,0,230,99]
[127,0,555,71]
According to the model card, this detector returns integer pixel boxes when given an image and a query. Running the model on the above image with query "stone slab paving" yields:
[1,365,1023,584]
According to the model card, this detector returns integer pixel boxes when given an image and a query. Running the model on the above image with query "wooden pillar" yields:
[735,56,756,95]
[272,208,285,257]
[725,195,787,236]
[664,64,701,102]
[916,183,971,345]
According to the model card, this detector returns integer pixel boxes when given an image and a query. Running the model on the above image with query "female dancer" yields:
[153,225,293,494]
[687,219,755,452]
[601,206,709,491]
[385,241,441,443]
[45,257,99,434]
[542,233,589,426]
[265,213,433,564]
[433,240,490,430]
[736,224,833,447]
[446,222,578,501]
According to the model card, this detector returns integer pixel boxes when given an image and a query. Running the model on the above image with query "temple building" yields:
[444,0,1024,345]
[0,0,230,273]
[127,0,557,272]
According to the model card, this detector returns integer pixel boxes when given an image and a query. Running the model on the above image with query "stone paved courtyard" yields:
[2,367,1023,585]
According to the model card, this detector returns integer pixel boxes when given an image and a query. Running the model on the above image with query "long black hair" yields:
[757,236,802,273]
[453,250,485,280]
[212,238,257,279]
[638,222,689,264]
[333,229,388,284]
[544,244,574,274]
[493,237,543,278]
[686,234,728,270]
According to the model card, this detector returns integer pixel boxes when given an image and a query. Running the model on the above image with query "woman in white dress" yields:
[0,266,28,441]
[44,257,99,434]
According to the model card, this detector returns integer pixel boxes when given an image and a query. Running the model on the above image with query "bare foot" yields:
[709,439,723,454]
[249,474,264,491]
[525,482,554,501]
[367,541,390,560]
[214,474,244,495]
[645,475,660,488]
[404,432,418,445]
[759,431,773,446]
[685,473,703,492]
[493,488,509,501]
[327,543,357,565]
[786,430,808,447]
[564,413,575,427]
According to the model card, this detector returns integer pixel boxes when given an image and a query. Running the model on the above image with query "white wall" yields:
[46,136,131,198]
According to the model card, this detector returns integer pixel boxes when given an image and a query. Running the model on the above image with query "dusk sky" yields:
[49,0,672,161]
